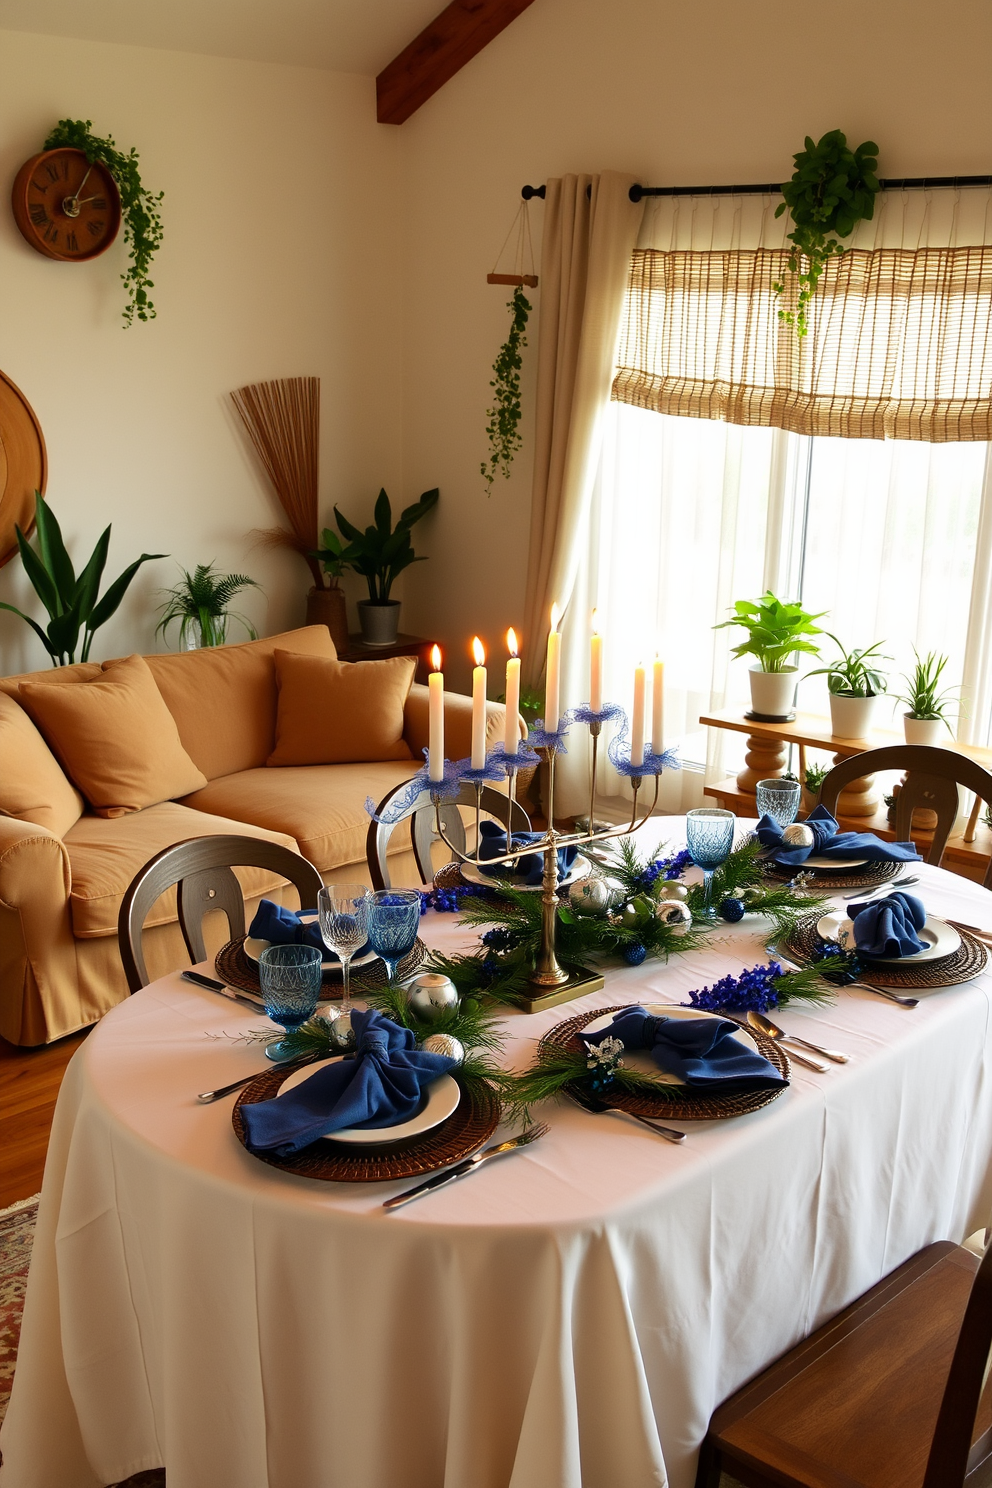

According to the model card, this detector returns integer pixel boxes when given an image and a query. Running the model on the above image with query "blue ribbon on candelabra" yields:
[526,713,576,752]
[486,741,542,772]
[607,708,681,778]
[365,745,533,826]
[572,702,627,728]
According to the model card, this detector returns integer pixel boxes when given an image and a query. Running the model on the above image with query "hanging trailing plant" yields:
[773,130,880,338]
[480,284,530,493]
[43,118,164,327]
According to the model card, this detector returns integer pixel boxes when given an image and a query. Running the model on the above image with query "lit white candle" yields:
[631,662,646,768]
[428,645,444,782]
[651,656,664,756]
[471,637,487,769]
[590,610,603,713]
[545,602,561,729]
[504,629,521,755]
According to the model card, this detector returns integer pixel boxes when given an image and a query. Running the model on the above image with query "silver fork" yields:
[765,943,919,1009]
[843,874,919,901]
[197,1055,315,1103]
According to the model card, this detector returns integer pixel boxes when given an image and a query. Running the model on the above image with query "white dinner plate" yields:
[276,1060,461,1145]
[582,1004,760,1086]
[816,912,961,965]
[460,852,591,892]
[778,853,868,871]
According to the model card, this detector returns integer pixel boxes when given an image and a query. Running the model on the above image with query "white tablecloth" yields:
[5,822,992,1488]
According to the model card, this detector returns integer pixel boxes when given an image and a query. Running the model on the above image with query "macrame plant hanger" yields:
[487,199,538,287]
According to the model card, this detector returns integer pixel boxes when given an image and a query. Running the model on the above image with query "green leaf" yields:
[72,527,111,621]
[86,552,165,633]
[374,489,392,535]
[33,494,76,605]
[14,525,60,619]
[0,601,59,661]
[334,507,364,544]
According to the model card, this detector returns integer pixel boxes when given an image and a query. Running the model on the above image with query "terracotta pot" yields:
[829,692,877,740]
[358,599,400,646]
[903,714,946,746]
[748,665,798,720]
[305,585,350,653]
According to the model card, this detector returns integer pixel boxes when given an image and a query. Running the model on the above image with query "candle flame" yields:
[550,602,561,633]
[506,627,518,657]
[430,645,442,672]
[472,636,486,667]
[591,609,599,636]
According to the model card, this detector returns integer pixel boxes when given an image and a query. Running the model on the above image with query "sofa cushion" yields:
[0,662,102,698]
[268,651,415,767]
[64,801,300,938]
[0,692,84,836]
[144,626,337,781]
[18,655,208,818]
[180,761,418,872]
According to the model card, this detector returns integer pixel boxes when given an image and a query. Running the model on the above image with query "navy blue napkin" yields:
[248,900,370,962]
[478,820,578,886]
[847,891,927,958]
[240,1009,458,1157]
[756,804,921,867]
[580,1006,788,1093]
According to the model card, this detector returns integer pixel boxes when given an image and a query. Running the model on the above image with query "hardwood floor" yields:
[0,1030,89,1207]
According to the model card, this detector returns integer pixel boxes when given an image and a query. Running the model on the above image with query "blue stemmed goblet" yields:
[686,807,736,919]
[366,890,422,985]
[258,943,323,1061]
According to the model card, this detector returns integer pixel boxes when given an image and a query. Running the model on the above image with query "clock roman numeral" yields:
[31,177,48,194]
[91,197,107,211]
[44,160,62,183]
[65,231,79,252]
[86,219,104,238]
[29,204,49,228]
[45,224,59,244]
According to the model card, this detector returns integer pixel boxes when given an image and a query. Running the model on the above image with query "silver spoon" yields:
[747,1009,849,1064]
[744,1011,829,1071]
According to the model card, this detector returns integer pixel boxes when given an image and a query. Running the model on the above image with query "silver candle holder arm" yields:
[431,710,667,1012]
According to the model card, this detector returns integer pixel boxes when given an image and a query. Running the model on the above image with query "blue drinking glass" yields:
[755,777,802,827]
[366,890,422,984]
[686,807,736,918]
[258,943,323,1061]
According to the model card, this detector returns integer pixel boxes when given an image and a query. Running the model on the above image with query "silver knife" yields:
[382,1125,548,1210]
[180,969,264,1012]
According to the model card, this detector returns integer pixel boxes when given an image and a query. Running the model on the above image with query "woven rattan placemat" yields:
[539,1004,790,1121]
[763,859,901,892]
[784,914,988,989]
[232,1068,500,1182]
[214,936,427,1001]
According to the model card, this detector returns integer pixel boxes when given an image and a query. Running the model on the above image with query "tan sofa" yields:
[0,626,506,1046]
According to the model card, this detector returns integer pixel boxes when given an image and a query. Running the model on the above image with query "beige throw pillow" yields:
[18,654,208,818]
[267,650,415,767]
[0,692,84,836]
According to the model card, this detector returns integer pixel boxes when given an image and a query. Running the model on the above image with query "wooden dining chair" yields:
[366,782,532,889]
[817,745,992,890]
[695,1234,992,1488]
[118,835,324,992]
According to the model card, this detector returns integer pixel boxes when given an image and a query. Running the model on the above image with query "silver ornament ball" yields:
[421,1032,465,1065]
[328,1010,356,1050]
[568,874,610,914]
[656,900,693,935]
[655,880,689,902]
[782,822,815,849]
[406,972,460,1021]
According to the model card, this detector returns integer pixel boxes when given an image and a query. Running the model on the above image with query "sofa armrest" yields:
[0,817,75,1045]
[404,684,511,762]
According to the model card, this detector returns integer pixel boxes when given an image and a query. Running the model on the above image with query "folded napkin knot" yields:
[756,804,921,867]
[240,1008,457,1157]
[248,899,370,962]
[478,820,578,886]
[847,890,927,958]
[580,1005,788,1093]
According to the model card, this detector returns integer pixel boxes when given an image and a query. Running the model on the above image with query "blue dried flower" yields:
[482,927,517,951]
[687,961,782,1014]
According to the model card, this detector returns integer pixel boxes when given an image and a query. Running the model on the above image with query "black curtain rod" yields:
[521,175,992,203]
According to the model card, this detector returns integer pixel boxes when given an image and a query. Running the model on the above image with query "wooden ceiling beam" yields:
[376,0,536,125]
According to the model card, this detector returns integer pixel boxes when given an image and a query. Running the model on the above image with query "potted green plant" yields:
[0,492,164,665]
[714,591,825,720]
[322,487,438,646]
[807,634,889,739]
[895,650,958,744]
[155,563,261,650]
[801,759,830,813]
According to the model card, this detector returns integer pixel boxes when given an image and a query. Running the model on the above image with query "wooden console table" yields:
[699,707,992,883]
[336,632,438,683]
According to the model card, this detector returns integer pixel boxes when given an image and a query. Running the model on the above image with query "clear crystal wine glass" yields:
[366,890,422,984]
[755,777,802,827]
[258,944,322,1061]
[686,807,736,919]
[317,884,370,1015]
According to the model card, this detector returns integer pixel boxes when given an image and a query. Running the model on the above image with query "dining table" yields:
[4,818,992,1488]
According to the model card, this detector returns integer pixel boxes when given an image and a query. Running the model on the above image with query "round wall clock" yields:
[0,371,47,569]
[11,147,121,261]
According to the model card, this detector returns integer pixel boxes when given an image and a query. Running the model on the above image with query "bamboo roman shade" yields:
[612,244,992,441]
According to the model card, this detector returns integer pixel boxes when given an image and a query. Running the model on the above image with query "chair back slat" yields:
[366,782,532,889]
[816,745,992,887]
[924,1239,992,1486]
[118,835,324,992]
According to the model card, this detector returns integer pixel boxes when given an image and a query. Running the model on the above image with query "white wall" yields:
[395,0,992,690]
[0,28,403,672]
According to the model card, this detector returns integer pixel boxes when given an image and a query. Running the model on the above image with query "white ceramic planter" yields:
[748,666,798,720]
[903,714,946,746]
[829,692,877,740]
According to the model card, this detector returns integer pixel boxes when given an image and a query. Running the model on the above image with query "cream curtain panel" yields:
[613,198,992,443]
[522,171,644,695]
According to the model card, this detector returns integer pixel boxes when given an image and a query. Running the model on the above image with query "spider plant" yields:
[895,650,958,726]
[156,563,261,650]
[807,634,889,696]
